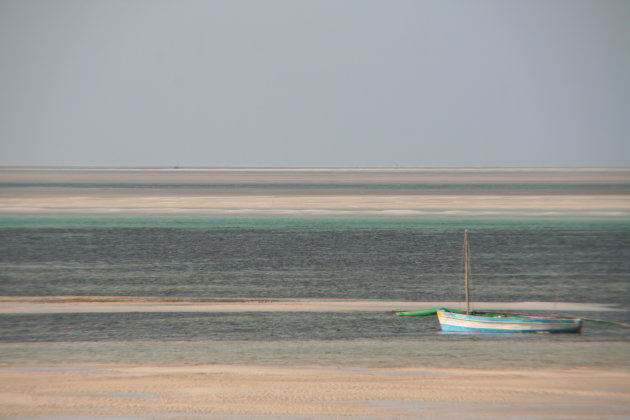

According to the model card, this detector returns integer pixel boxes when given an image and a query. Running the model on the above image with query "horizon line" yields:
[2,165,630,171]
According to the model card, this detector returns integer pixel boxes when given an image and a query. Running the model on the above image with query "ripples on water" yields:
[0,217,628,304]
[3,311,629,342]
[0,215,629,366]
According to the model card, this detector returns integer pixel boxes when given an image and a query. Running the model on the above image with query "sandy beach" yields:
[1,363,628,419]
[1,296,628,418]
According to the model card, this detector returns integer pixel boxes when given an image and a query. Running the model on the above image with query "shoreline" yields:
[1,362,628,419]
[3,340,629,368]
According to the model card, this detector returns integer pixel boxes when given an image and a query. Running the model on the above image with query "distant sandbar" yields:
[0,296,617,314]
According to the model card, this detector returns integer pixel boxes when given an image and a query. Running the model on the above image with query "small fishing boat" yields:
[436,230,583,333]
[436,309,583,333]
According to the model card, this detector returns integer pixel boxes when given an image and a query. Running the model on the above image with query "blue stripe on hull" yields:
[439,323,582,333]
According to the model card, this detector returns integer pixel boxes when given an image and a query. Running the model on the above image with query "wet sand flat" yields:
[0,364,628,419]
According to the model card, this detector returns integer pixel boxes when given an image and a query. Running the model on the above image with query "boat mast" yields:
[464,229,471,315]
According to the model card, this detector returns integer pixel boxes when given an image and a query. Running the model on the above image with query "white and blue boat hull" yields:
[436,310,582,333]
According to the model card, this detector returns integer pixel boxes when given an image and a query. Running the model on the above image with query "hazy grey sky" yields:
[1,0,628,166]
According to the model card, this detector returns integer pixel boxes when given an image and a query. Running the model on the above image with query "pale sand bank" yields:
[0,296,617,313]
[2,193,630,214]
[0,363,628,419]
[1,166,629,214]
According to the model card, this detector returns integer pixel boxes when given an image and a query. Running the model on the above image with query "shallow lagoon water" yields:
[1,215,629,369]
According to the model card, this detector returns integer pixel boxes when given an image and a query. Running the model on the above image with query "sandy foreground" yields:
[1,297,627,419]
[0,363,628,419]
